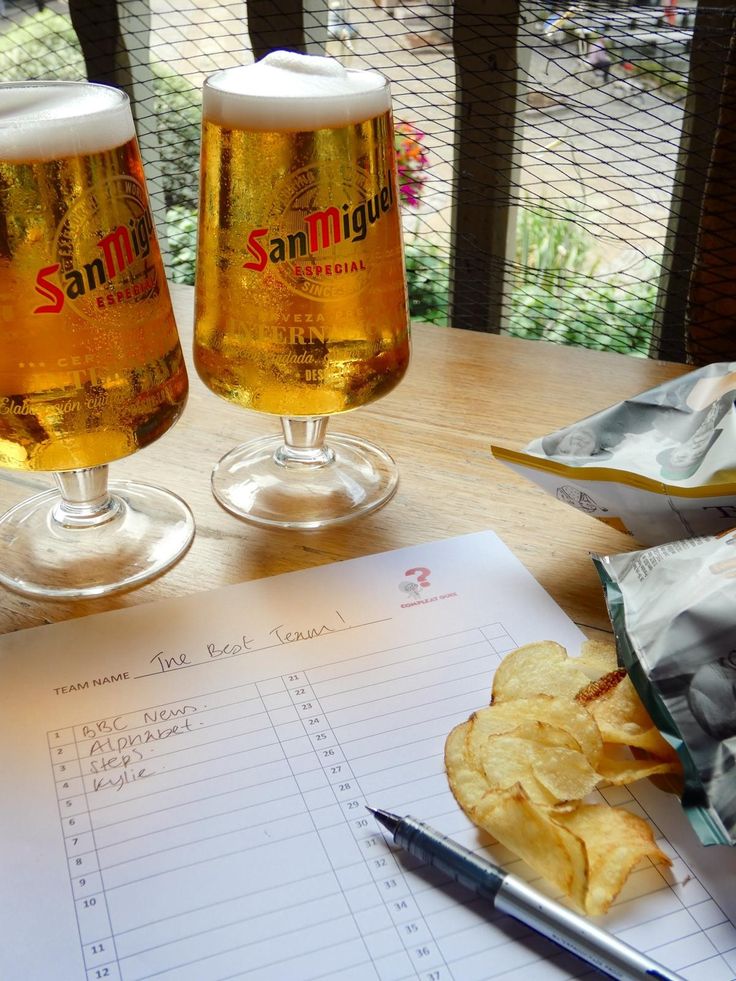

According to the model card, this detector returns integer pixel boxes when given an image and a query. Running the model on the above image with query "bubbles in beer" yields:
[0,82,187,472]
[195,57,410,418]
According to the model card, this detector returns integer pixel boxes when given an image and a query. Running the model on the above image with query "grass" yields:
[624,58,689,101]
[508,202,656,355]
[406,204,658,357]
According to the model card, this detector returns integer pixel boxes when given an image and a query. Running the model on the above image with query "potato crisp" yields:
[444,640,681,915]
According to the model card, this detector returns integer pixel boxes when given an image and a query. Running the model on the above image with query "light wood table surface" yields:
[0,283,689,638]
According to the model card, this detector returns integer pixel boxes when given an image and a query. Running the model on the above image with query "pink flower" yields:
[395,121,430,210]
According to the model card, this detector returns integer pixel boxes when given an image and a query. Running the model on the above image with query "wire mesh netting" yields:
[1,0,735,362]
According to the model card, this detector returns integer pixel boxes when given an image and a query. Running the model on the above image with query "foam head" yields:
[203,51,391,131]
[0,81,134,162]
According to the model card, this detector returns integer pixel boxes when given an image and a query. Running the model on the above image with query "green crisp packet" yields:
[593,532,736,847]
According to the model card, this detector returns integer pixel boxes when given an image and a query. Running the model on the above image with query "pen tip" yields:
[366,806,401,836]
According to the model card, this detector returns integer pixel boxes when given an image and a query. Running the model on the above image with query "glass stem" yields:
[52,466,121,528]
[275,416,336,468]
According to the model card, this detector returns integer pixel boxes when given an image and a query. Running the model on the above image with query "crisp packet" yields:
[492,362,736,545]
[593,531,736,846]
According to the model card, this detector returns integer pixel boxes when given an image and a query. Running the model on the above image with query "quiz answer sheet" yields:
[1,531,735,981]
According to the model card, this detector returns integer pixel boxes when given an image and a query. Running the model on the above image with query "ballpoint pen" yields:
[368,807,683,981]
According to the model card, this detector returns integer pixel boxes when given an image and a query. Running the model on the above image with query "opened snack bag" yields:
[594,531,736,846]
[493,362,736,545]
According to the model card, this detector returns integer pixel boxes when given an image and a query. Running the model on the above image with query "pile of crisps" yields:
[445,639,683,915]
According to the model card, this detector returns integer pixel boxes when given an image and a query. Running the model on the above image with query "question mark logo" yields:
[405,567,431,588]
[399,567,432,599]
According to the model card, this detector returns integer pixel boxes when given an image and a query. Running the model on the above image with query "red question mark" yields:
[405,567,431,588]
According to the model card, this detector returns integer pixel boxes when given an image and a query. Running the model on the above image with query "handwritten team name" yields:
[52,611,349,694]
[149,611,348,675]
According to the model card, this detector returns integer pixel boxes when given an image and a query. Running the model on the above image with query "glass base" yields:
[211,432,399,529]
[0,480,195,600]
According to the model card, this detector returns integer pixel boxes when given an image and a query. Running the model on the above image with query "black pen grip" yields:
[394,816,505,901]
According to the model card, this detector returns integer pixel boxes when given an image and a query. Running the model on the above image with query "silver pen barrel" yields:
[383,812,682,981]
[496,873,679,981]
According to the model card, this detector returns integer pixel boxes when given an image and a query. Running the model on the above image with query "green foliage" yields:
[401,205,657,356]
[154,69,202,213]
[625,59,688,100]
[508,203,656,356]
[515,202,600,285]
[167,207,198,285]
[508,275,656,356]
[0,9,84,79]
[404,239,450,326]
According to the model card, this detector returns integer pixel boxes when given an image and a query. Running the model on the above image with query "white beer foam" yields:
[0,81,134,161]
[204,51,390,131]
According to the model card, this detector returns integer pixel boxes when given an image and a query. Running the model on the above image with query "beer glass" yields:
[0,81,194,598]
[195,52,410,528]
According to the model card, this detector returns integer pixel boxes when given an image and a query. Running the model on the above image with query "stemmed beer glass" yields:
[0,81,194,598]
[194,52,410,529]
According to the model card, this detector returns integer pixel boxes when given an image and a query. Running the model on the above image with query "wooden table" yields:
[0,283,689,638]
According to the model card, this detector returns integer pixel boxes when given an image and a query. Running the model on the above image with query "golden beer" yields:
[0,82,188,472]
[194,57,410,418]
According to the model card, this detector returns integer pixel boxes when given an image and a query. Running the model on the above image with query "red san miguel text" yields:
[244,174,394,272]
[34,207,156,315]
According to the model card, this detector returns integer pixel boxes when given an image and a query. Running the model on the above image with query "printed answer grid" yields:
[47,623,735,981]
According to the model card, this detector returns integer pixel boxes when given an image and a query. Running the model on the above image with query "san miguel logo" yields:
[33,175,160,321]
[243,165,398,302]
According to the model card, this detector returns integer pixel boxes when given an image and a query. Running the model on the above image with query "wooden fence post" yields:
[653,2,735,362]
[451,0,520,332]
